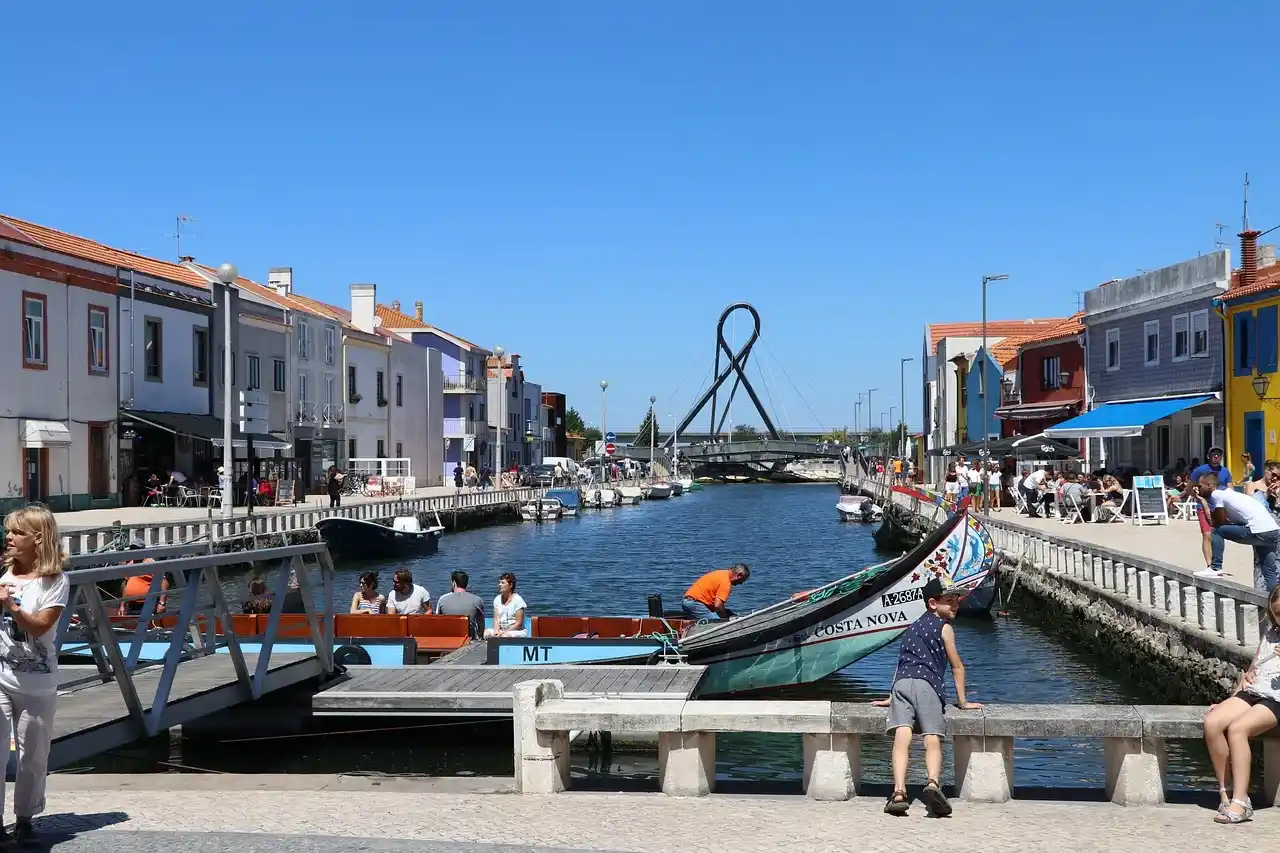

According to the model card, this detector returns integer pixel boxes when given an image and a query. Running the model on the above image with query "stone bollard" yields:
[1104,737,1167,805]
[1264,739,1280,807]
[512,679,570,794]
[802,733,859,801]
[954,735,1013,803]
[658,731,715,797]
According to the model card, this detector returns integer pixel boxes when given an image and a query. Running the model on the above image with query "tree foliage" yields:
[732,424,761,441]
[565,407,586,435]
[636,410,661,447]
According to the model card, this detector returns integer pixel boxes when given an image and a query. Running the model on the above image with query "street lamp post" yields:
[600,380,609,483]
[867,388,878,436]
[900,356,914,461]
[494,345,505,484]
[216,263,238,518]
[981,274,1010,515]
[855,394,863,441]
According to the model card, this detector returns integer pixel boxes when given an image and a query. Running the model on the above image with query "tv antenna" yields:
[1243,172,1251,232]
[1214,222,1228,249]
[171,214,198,260]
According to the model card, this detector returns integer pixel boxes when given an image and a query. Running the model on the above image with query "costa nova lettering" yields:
[810,608,908,640]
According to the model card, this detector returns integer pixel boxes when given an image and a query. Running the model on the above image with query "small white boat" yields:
[584,488,619,508]
[616,486,644,505]
[646,482,673,500]
[669,480,685,496]
[520,497,564,521]
[837,494,881,522]
[675,476,694,491]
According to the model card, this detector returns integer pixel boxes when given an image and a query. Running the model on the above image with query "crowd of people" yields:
[330,567,527,639]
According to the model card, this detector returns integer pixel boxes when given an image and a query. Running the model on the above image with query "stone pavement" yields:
[20,775,1272,852]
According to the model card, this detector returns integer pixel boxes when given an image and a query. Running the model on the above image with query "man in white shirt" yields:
[1019,466,1051,518]
[385,569,431,615]
[1195,471,1280,592]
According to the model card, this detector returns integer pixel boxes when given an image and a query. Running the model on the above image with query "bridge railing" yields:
[682,439,843,460]
[57,542,336,738]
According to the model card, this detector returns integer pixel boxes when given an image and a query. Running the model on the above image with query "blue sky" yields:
[4,1,1276,430]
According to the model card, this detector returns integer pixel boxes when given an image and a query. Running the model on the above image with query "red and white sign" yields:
[604,442,617,456]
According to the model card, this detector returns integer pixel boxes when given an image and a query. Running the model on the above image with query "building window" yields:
[325,325,337,365]
[377,370,385,404]
[1143,320,1159,367]
[297,321,311,359]
[144,317,163,380]
[193,328,210,385]
[88,305,109,374]
[395,441,403,458]
[1172,313,1190,362]
[247,354,261,390]
[21,292,47,369]
[273,358,287,392]
[395,374,403,406]
[376,439,386,458]
[298,371,309,404]
[347,365,358,398]
[1041,356,1061,390]
[1235,311,1255,376]
[218,347,236,386]
[1105,328,1120,372]
[348,438,357,459]
[1191,309,1210,357]
[325,374,335,404]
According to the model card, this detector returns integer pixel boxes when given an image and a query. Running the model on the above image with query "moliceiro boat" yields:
[493,502,995,695]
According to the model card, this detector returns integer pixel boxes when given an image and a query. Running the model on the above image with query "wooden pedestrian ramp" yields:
[48,543,337,769]
[312,665,707,717]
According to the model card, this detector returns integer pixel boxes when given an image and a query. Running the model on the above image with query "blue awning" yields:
[1043,394,1217,439]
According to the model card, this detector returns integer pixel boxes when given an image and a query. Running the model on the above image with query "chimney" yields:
[1240,229,1262,290]
[179,255,195,264]
[391,299,401,312]
[268,267,293,297]
[350,283,377,333]
[414,300,424,322]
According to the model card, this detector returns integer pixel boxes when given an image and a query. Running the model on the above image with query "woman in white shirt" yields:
[485,572,528,638]
[0,506,71,845]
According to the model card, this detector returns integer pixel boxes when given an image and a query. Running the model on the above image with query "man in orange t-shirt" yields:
[682,563,751,622]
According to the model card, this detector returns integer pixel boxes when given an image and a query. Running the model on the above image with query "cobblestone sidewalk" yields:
[27,786,1272,853]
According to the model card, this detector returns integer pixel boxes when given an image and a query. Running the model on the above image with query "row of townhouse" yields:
[922,233,1280,484]
[1,213,566,513]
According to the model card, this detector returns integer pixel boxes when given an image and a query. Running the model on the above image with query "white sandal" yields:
[1214,798,1253,824]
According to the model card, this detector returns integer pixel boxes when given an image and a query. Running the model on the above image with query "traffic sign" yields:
[604,442,617,456]
[604,431,617,443]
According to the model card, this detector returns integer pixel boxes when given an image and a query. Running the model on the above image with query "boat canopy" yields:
[546,489,581,509]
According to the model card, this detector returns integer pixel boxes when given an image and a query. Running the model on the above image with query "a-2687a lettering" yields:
[880,587,924,608]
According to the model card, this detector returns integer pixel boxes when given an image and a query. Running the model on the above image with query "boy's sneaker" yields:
[1194,568,1225,579]
[920,780,952,817]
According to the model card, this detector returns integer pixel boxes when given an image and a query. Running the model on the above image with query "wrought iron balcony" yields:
[295,401,318,425]
[444,373,487,394]
[322,403,345,426]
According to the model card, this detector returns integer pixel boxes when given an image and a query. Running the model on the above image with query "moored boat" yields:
[669,480,685,496]
[616,486,644,505]
[836,494,880,522]
[315,515,444,560]
[488,504,995,695]
[546,489,582,516]
[520,497,564,521]
[645,482,673,500]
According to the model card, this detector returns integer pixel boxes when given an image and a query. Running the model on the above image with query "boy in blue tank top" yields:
[873,577,983,816]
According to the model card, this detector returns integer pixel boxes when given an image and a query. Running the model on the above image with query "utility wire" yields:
[758,336,825,430]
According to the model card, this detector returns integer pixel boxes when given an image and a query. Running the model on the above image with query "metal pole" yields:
[221,281,234,519]
[982,276,988,515]
[900,357,914,461]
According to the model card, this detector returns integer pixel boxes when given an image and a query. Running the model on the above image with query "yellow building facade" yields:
[1222,276,1280,470]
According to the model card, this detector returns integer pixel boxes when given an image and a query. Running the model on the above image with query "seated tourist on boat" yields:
[385,568,431,615]
[484,572,527,638]
[119,558,166,616]
[681,564,750,622]
[241,578,274,614]
[350,572,386,614]
[437,570,486,639]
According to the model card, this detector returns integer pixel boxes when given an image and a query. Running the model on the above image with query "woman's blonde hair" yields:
[3,505,68,577]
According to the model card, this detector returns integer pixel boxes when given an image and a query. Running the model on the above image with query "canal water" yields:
[90,484,1217,792]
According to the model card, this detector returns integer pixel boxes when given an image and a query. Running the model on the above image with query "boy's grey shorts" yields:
[886,678,945,737]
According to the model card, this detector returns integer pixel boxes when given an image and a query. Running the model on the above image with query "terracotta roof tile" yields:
[377,303,484,350]
[927,318,1065,351]
[1222,263,1280,302]
[989,337,1027,369]
[1016,311,1085,347]
[0,213,211,290]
